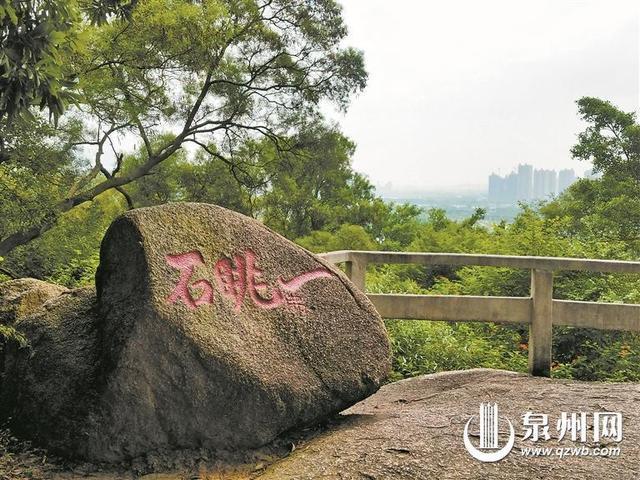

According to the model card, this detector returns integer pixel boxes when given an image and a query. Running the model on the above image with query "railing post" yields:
[529,269,553,377]
[345,254,367,291]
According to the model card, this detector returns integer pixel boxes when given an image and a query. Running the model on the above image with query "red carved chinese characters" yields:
[165,251,214,310]
[166,249,333,312]
[213,254,247,311]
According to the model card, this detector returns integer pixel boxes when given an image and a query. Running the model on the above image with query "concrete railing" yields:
[319,250,640,377]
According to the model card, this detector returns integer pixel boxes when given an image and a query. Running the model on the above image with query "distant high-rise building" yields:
[505,172,517,202]
[558,169,576,192]
[488,173,502,203]
[533,168,557,199]
[517,164,533,201]
[533,169,545,199]
[543,169,557,197]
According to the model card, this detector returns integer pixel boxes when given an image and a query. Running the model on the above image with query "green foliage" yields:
[1,120,392,285]
[572,97,640,182]
[0,116,84,237]
[542,97,640,253]
[74,0,367,139]
[297,224,376,253]
[0,0,78,120]
[364,199,640,382]
[260,125,380,238]
[0,324,27,349]
[367,266,428,295]
[542,176,640,253]
[0,0,152,121]
[4,191,123,286]
[386,320,528,382]
[552,328,640,382]
[84,0,138,25]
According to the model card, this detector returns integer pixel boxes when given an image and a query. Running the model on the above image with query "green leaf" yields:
[5,4,17,25]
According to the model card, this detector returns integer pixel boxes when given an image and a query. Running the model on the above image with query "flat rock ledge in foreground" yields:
[257,368,639,480]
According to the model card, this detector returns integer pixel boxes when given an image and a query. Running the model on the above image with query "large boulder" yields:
[1,203,390,462]
[0,278,66,322]
[91,203,390,460]
[0,280,100,453]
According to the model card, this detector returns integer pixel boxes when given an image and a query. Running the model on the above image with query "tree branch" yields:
[67,123,130,197]
[101,171,134,210]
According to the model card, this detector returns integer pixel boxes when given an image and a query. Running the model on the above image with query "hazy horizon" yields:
[328,0,640,190]
[374,162,591,194]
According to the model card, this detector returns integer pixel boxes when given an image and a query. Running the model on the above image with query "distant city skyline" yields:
[375,164,589,196]
[488,164,578,203]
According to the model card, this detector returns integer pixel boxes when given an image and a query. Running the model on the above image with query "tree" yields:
[572,97,640,183]
[260,123,385,238]
[0,0,366,256]
[543,97,640,252]
[119,142,256,214]
[0,0,77,120]
[0,116,84,261]
[0,0,137,121]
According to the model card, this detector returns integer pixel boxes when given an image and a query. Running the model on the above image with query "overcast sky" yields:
[329,0,640,190]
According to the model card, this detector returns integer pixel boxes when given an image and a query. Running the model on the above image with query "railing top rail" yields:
[319,250,640,274]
